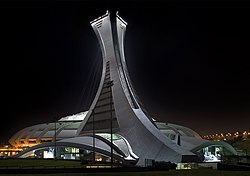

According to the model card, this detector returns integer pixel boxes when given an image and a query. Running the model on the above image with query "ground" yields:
[1,170,250,176]
[0,159,82,168]
[0,159,250,176]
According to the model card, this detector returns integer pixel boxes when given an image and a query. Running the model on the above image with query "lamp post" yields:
[54,119,57,160]
[92,109,95,164]
[106,80,114,168]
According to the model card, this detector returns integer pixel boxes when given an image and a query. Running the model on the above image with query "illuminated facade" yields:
[11,11,237,166]
[0,145,22,158]
[9,112,88,148]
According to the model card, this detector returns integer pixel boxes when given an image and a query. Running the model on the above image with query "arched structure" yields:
[10,11,237,166]
[17,133,138,164]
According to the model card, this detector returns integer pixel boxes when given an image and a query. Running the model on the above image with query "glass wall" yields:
[20,146,120,164]
[195,145,234,162]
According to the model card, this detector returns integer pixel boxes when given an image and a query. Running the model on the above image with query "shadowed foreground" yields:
[1,170,250,176]
[1,159,250,176]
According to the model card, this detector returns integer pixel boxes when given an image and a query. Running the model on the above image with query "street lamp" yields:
[54,119,57,160]
[106,80,114,168]
[54,120,62,160]
[92,108,95,164]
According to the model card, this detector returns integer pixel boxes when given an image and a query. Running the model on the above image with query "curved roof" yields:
[154,121,237,155]
[155,122,202,139]
[155,121,211,151]
[10,110,237,164]
[16,133,138,163]
[9,112,88,147]
[191,141,237,155]
[58,111,88,122]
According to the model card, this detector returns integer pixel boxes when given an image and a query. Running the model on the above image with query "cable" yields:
[76,45,102,112]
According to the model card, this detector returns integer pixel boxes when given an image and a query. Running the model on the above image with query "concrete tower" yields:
[76,11,199,165]
[13,11,237,166]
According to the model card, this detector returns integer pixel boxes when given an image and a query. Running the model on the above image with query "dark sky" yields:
[1,0,250,143]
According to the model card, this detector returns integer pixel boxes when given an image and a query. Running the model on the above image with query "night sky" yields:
[1,1,250,143]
